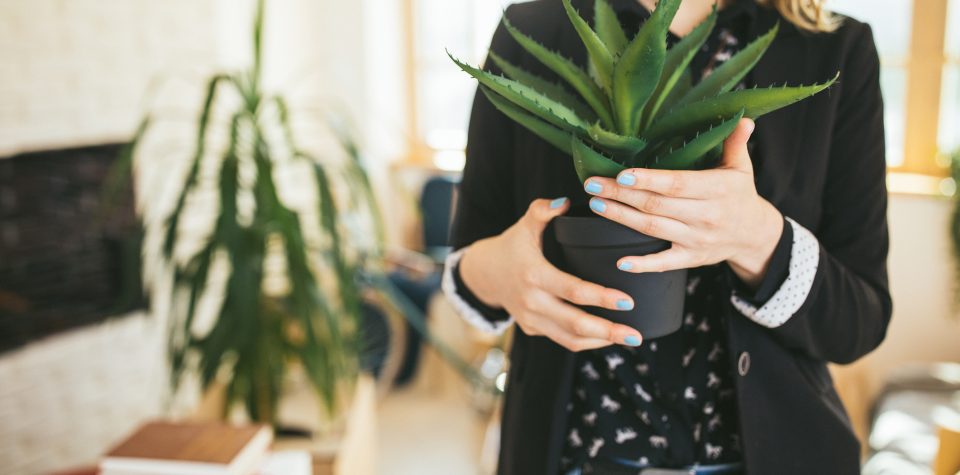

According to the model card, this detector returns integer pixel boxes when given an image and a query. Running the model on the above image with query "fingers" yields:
[546,299,643,347]
[522,197,569,234]
[617,247,695,274]
[531,262,635,312]
[721,118,756,172]
[516,290,642,352]
[587,196,689,243]
[584,178,707,223]
[611,168,717,199]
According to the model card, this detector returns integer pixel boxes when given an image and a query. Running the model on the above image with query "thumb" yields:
[721,118,756,171]
[523,197,569,234]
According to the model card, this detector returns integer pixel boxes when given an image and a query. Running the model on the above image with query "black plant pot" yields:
[553,213,687,339]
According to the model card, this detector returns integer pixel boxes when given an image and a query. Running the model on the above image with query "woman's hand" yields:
[459,198,645,351]
[583,118,783,288]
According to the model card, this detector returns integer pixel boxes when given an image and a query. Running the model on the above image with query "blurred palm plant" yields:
[448,0,838,181]
[119,0,379,424]
[113,0,501,426]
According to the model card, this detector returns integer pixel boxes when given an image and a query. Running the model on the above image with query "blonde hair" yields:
[754,0,842,33]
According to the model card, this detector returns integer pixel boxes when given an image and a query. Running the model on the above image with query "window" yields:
[830,0,912,168]
[407,0,958,179]
[940,0,960,157]
[409,0,512,170]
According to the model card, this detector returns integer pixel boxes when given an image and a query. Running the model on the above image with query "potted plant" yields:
[115,0,389,430]
[110,0,503,441]
[448,0,837,338]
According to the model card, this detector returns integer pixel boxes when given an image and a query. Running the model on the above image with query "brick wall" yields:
[0,0,219,156]
[0,1,222,473]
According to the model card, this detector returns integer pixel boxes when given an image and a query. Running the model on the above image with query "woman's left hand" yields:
[583,118,784,288]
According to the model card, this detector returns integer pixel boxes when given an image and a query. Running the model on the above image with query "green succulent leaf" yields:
[480,86,573,153]
[449,51,590,134]
[588,122,647,160]
[612,0,679,135]
[488,51,597,122]
[594,0,628,55]
[501,15,614,127]
[660,67,693,114]
[562,0,614,92]
[644,74,838,143]
[649,109,744,170]
[572,135,627,182]
[676,22,780,107]
[641,7,716,128]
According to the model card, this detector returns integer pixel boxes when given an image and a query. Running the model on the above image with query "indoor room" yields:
[1,0,959,474]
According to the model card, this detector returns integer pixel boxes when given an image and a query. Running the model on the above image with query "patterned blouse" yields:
[559,1,755,472]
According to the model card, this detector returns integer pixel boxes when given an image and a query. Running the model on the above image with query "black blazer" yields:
[449,1,892,473]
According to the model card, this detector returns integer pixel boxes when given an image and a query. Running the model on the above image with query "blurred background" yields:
[0,0,958,474]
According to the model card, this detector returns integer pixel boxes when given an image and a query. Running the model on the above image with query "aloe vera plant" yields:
[449,0,838,181]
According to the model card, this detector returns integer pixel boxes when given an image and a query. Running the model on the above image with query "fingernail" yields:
[618,261,634,271]
[617,173,636,186]
[616,299,634,311]
[550,197,568,209]
[624,335,642,346]
[589,198,606,213]
[584,181,603,194]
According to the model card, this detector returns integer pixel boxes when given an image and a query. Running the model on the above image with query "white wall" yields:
[0,0,220,156]
[861,194,960,381]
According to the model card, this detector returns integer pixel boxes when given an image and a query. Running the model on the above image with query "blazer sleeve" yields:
[753,23,893,364]
[441,7,522,330]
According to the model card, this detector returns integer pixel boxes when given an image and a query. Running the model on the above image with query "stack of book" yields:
[99,421,274,475]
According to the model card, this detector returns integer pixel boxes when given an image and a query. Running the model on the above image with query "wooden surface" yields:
[104,421,267,464]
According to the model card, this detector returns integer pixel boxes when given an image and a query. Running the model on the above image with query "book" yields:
[100,421,273,475]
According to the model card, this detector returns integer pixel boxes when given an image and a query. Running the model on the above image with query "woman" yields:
[441,0,891,473]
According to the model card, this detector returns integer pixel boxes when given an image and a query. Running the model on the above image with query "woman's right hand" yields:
[459,197,644,352]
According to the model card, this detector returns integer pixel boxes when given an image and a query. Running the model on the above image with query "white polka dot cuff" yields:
[441,247,515,335]
[730,217,820,328]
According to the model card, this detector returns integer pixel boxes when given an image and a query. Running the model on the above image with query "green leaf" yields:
[449,51,590,134]
[649,109,744,170]
[588,123,647,160]
[611,0,680,135]
[676,22,780,107]
[660,67,693,114]
[488,52,596,122]
[594,0,628,55]
[163,74,232,258]
[641,8,716,129]
[572,136,626,182]
[644,75,838,143]
[500,16,614,127]
[562,0,614,92]
[481,86,572,153]
[253,0,265,84]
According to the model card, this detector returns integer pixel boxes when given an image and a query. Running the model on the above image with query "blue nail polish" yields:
[617,173,636,186]
[584,181,603,194]
[624,335,641,346]
[616,299,634,310]
[618,261,634,271]
[589,198,606,213]
[550,197,568,209]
